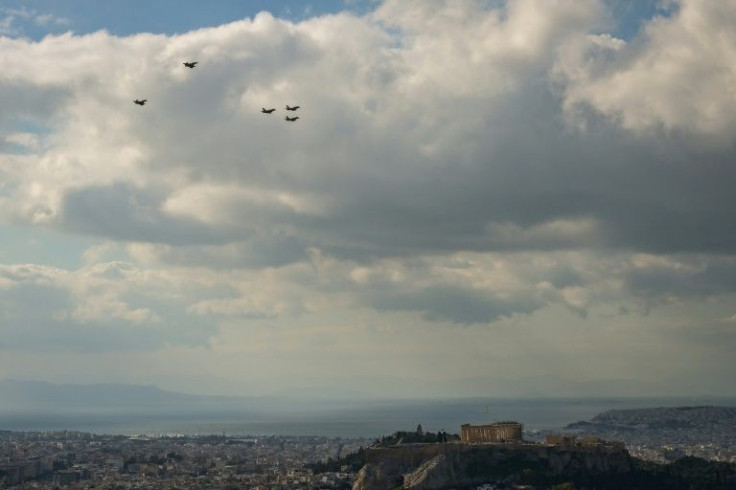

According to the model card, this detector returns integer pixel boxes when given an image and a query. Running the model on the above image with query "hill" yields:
[587,406,736,429]
[564,405,736,452]
[350,442,736,489]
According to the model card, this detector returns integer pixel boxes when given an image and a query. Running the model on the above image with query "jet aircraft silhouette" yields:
[133,99,147,106]
[285,105,300,111]
[285,116,299,122]
[183,61,198,68]
[261,108,276,114]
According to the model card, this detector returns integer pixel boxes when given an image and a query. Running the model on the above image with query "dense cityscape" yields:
[0,431,367,489]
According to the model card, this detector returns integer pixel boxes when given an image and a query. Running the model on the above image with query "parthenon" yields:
[460,421,523,443]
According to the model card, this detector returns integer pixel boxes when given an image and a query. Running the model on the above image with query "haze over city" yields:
[1,0,735,400]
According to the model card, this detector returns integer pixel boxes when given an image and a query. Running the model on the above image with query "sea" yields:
[2,396,733,438]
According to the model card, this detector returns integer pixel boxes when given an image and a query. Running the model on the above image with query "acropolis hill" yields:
[352,441,631,490]
[353,422,631,490]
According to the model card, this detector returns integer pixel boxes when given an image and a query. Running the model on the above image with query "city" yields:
[0,430,367,489]
[3,411,736,489]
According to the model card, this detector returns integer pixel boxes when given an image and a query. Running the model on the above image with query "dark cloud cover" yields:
[370,285,543,324]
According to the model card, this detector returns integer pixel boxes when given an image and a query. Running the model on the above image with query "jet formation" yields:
[263,105,302,121]
[134,61,301,122]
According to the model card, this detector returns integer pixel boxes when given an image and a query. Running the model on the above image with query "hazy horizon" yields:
[1,0,736,400]
[3,378,736,403]
[3,379,734,437]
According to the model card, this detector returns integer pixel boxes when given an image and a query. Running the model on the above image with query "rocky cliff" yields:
[352,443,631,490]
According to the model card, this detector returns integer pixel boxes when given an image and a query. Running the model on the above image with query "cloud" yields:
[0,6,69,38]
[0,0,733,263]
[3,246,724,341]
[0,0,734,361]
[558,0,736,138]
[624,254,736,302]
[370,285,543,324]
[59,182,236,244]
[0,262,218,352]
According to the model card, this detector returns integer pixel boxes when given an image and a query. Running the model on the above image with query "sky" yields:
[1,0,735,399]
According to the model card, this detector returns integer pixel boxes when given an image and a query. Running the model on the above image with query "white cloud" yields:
[558,0,736,137]
[162,182,330,225]
[0,261,217,352]
[0,7,69,37]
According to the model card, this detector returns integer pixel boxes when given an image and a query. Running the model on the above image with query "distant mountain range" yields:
[0,380,391,416]
[0,379,229,411]
[567,405,736,431]
[3,379,735,410]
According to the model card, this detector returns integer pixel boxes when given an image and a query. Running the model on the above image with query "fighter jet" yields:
[285,105,300,111]
[133,99,147,106]
[183,61,198,68]
[285,116,299,122]
[261,108,276,114]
